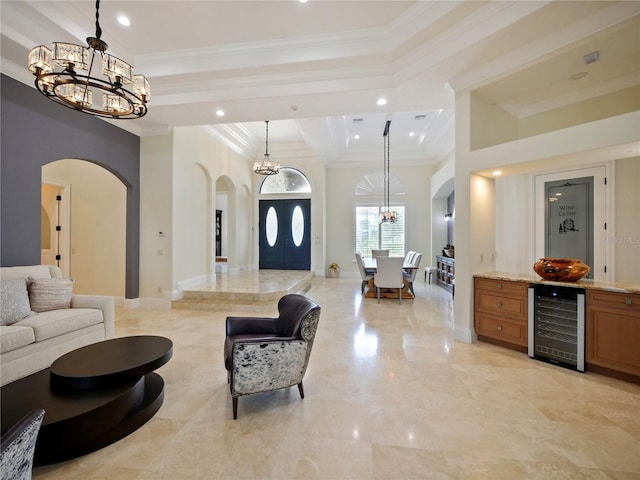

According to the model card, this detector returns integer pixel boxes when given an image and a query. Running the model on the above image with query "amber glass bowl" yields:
[533,258,590,282]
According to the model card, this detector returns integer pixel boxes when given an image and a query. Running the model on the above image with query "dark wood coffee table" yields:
[0,335,173,465]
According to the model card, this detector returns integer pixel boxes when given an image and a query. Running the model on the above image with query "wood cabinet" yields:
[586,290,640,380]
[474,277,529,352]
[436,256,455,292]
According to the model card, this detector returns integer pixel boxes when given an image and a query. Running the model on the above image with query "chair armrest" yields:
[230,335,297,344]
[1,409,45,453]
[225,316,280,336]
[71,294,115,339]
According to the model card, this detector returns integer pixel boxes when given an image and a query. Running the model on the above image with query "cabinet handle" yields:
[497,325,503,331]
[497,283,502,289]
[626,298,633,305]
[497,302,503,308]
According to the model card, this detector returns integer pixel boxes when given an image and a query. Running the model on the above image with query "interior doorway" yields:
[535,165,608,281]
[42,160,126,297]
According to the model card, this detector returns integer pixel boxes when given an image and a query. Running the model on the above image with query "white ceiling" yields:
[1,1,638,167]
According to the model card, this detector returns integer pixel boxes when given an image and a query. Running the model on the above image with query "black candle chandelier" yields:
[27,0,150,119]
[380,120,398,224]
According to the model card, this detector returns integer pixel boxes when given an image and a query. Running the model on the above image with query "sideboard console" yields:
[473,272,640,384]
[435,255,455,293]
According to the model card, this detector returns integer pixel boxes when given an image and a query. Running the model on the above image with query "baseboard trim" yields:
[454,326,476,344]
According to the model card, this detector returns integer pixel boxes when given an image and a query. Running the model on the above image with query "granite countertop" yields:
[474,271,640,295]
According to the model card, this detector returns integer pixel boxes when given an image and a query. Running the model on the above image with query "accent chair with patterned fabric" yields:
[0,409,45,480]
[223,294,321,419]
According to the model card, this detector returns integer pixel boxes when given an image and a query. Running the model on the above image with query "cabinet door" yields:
[587,306,640,376]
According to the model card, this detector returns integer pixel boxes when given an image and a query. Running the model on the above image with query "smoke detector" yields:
[583,51,599,65]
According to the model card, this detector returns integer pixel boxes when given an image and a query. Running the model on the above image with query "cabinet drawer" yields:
[586,290,640,312]
[475,292,527,321]
[475,312,527,347]
[475,278,528,297]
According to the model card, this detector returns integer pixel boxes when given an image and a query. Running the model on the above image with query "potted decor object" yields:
[533,258,590,282]
[328,263,340,278]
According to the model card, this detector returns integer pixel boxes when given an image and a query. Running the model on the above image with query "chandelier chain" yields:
[94,0,102,39]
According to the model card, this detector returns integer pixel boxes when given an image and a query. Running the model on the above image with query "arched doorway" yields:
[42,160,126,297]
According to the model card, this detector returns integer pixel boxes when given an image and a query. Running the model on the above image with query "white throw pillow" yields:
[27,277,75,313]
[1,278,33,325]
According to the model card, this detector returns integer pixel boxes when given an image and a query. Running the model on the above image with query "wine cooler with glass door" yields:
[528,284,586,372]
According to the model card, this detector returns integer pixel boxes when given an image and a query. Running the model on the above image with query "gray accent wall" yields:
[1,74,140,299]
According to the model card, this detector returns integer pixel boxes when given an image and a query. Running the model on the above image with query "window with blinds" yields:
[355,205,405,257]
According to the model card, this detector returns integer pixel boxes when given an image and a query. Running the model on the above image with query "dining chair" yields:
[373,256,405,304]
[403,252,422,295]
[404,251,416,265]
[355,252,374,294]
[371,249,389,258]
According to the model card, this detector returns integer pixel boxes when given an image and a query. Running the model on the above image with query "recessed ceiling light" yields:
[117,16,131,27]
[354,134,360,140]
[215,109,225,117]
[376,97,387,106]
[409,132,415,137]
[298,0,308,3]
[492,170,502,176]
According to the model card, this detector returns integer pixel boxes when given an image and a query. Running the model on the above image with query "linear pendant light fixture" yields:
[380,120,397,224]
[253,120,280,175]
[27,0,150,119]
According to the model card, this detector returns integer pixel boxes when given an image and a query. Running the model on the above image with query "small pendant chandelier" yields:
[253,120,280,175]
[380,120,398,224]
[27,0,150,119]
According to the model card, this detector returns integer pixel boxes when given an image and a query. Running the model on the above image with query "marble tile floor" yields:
[34,276,640,479]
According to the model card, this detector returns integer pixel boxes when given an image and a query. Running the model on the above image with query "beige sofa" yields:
[0,265,114,386]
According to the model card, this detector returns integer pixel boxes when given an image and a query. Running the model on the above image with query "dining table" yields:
[362,257,418,300]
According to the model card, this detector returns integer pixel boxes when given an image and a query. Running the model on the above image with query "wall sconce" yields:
[444,213,453,221]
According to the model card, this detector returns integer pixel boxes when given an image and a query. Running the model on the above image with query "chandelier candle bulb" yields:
[28,46,53,74]
[103,54,133,84]
[53,43,89,71]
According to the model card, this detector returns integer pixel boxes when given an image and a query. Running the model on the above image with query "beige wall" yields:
[140,127,254,301]
[326,163,435,277]
[140,134,174,300]
[471,86,640,151]
[614,157,640,283]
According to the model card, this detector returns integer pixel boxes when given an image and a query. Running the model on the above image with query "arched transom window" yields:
[259,167,311,194]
